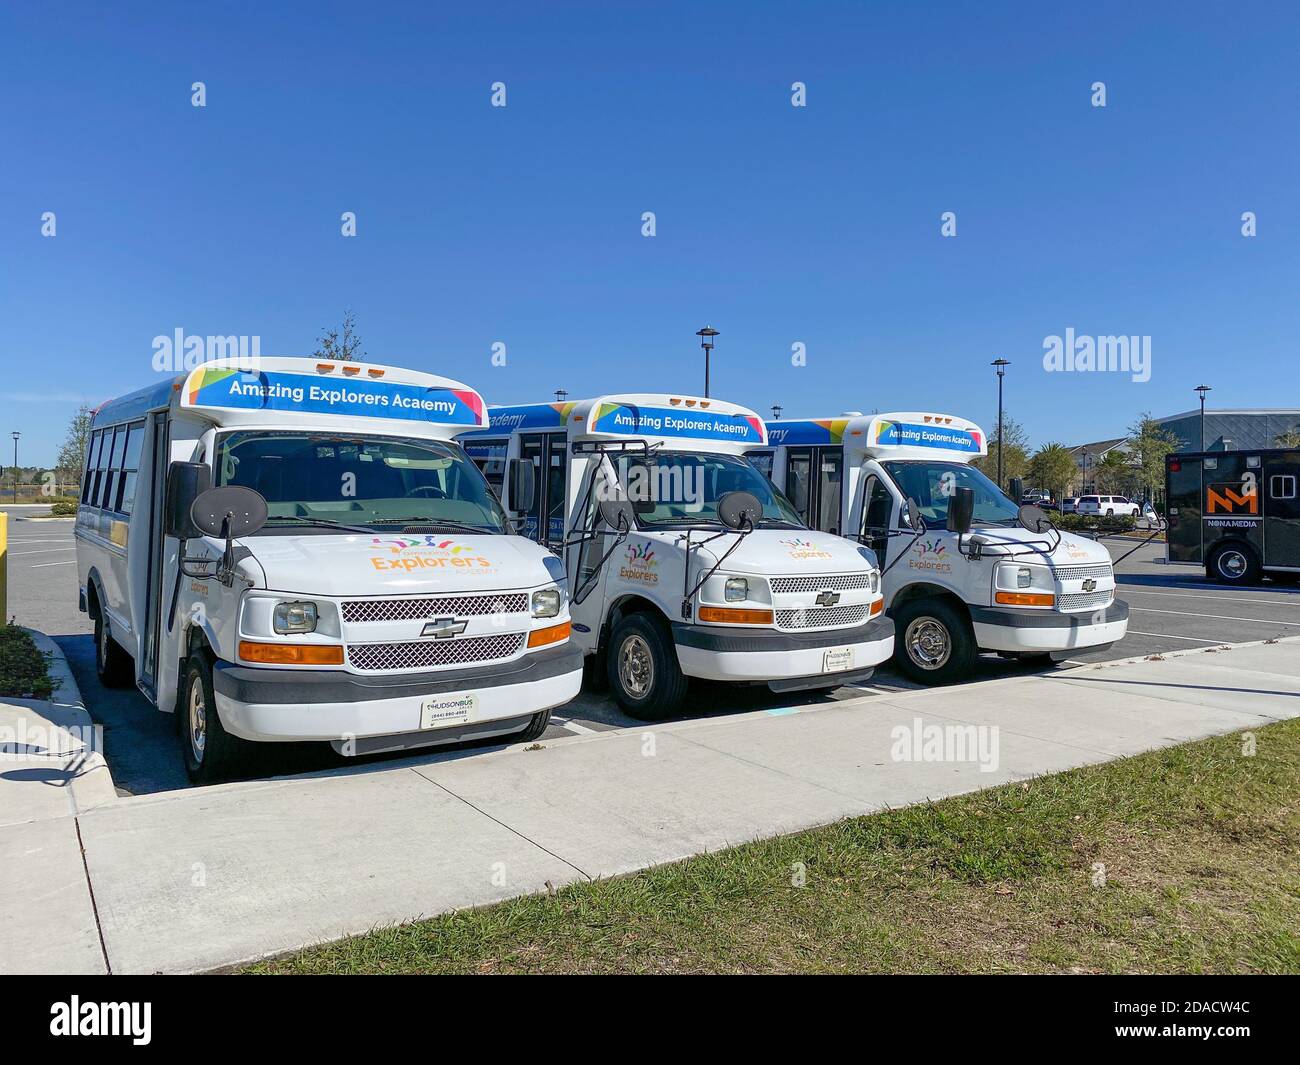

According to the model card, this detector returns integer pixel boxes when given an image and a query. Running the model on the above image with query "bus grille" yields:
[1057,590,1114,612]
[347,633,525,671]
[1051,563,1112,582]
[775,604,870,630]
[770,574,874,594]
[342,594,528,623]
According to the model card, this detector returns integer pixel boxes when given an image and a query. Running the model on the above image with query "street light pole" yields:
[771,404,783,421]
[11,432,19,504]
[1194,384,1211,451]
[991,359,1010,490]
[696,327,719,398]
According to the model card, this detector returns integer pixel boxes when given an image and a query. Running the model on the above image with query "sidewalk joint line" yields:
[408,768,593,881]
[74,817,113,975]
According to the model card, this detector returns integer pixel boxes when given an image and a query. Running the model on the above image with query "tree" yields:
[314,309,366,361]
[56,404,94,488]
[1275,425,1300,448]
[1028,443,1076,501]
[1127,412,1181,500]
[1093,448,1138,495]
[971,412,1029,488]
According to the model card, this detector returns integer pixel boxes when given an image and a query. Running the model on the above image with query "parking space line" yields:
[1125,630,1218,642]
[1121,588,1299,606]
[554,718,598,735]
[1129,606,1300,627]
[31,560,77,568]
[10,547,77,556]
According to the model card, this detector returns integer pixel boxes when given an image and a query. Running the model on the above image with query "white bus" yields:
[76,356,582,783]
[759,412,1129,684]
[467,394,894,718]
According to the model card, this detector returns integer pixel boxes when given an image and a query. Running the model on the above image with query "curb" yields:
[21,628,119,814]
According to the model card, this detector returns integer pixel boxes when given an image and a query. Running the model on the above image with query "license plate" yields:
[420,693,477,730]
[822,647,854,673]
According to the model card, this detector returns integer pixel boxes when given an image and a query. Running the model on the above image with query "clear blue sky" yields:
[4,1,1298,465]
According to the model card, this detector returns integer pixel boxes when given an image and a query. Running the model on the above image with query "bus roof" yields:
[485,394,767,450]
[89,357,489,436]
[767,412,986,461]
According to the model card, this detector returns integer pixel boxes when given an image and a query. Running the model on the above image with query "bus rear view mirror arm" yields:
[569,498,636,606]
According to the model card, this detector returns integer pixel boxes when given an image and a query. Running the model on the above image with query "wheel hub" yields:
[906,616,951,670]
[188,677,207,762]
[1220,551,1246,577]
[618,634,654,697]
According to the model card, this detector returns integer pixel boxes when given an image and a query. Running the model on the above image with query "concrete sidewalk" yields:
[3,636,1298,974]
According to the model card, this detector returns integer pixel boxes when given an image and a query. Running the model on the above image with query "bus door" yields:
[1263,452,1300,568]
[783,446,843,534]
[139,410,169,699]
[858,468,897,570]
[518,431,567,550]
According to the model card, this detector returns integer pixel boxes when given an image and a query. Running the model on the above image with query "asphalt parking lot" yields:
[5,505,1298,795]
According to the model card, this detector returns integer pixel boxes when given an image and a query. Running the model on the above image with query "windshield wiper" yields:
[370,517,498,534]
[263,516,376,534]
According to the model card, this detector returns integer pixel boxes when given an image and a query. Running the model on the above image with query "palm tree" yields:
[1274,426,1300,448]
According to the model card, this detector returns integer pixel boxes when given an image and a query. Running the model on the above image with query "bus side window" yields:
[118,421,145,514]
[785,449,811,523]
[746,450,775,485]
[82,430,103,504]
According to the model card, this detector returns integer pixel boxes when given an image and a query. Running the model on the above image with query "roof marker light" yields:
[367,368,385,378]
[316,363,336,373]
[669,398,682,406]
[685,399,697,407]
[341,365,360,376]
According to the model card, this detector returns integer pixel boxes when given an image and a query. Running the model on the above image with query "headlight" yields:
[725,577,749,602]
[273,600,318,634]
[1016,566,1032,589]
[869,571,879,594]
[531,587,562,618]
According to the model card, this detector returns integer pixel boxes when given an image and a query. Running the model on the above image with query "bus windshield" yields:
[882,460,1020,527]
[614,451,804,528]
[214,430,509,533]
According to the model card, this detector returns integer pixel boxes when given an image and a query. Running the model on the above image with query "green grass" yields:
[248,720,1300,974]
[0,624,54,700]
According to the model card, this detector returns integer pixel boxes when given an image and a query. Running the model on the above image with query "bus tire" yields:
[180,651,248,784]
[515,707,552,742]
[94,612,134,689]
[607,613,688,720]
[893,598,977,686]
[1207,542,1261,586]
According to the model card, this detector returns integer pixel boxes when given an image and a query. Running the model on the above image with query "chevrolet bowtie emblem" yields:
[422,617,469,638]
[1081,578,1097,592]
[815,590,841,608]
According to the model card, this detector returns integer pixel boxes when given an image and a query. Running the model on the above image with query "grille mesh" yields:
[1052,564,1112,582]
[342,594,528,623]
[775,603,870,630]
[771,574,874,594]
[347,633,525,671]
[1057,590,1114,612]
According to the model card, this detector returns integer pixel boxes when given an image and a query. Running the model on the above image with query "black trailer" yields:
[1165,448,1300,585]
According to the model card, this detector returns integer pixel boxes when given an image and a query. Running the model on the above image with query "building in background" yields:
[1064,408,1300,498]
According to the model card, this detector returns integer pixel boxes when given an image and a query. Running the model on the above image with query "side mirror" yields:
[1018,504,1049,533]
[946,487,974,534]
[718,490,762,531]
[598,498,636,534]
[901,496,925,532]
[1009,476,1024,503]
[190,486,268,539]
[508,458,536,515]
[165,461,212,539]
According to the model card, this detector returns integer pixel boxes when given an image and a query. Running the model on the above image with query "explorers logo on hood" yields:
[778,536,833,560]
[619,542,659,585]
[368,535,493,573]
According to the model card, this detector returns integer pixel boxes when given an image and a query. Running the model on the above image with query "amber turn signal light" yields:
[697,606,775,625]
[994,591,1055,607]
[238,640,344,665]
[870,598,884,616]
[527,621,571,648]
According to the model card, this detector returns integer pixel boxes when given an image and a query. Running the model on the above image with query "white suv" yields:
[1077,494,1140,516]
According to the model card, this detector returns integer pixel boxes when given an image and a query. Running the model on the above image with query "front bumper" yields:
[212,642,583,745]
[970,600,1129,654]
[671,615,895,683]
